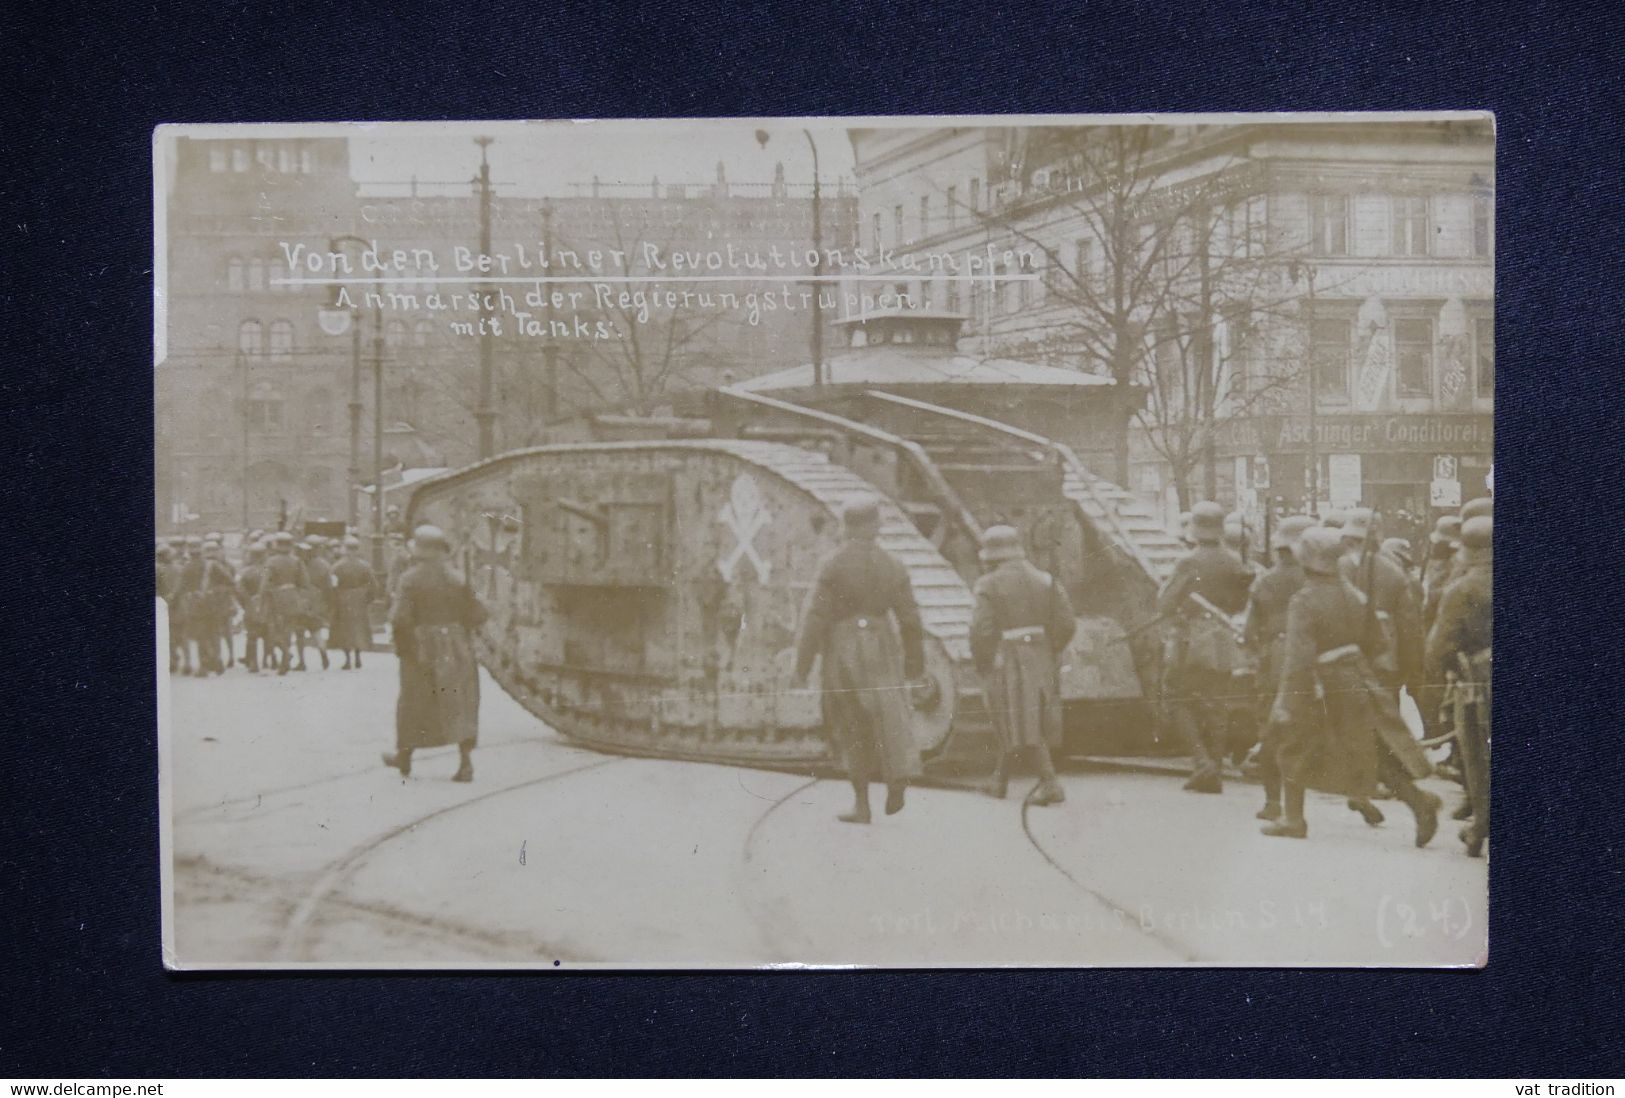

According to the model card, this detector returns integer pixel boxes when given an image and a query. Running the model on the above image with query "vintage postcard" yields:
[155,113,1492,968]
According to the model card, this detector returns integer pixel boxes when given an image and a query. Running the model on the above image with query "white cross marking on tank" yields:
[717,474,772,582]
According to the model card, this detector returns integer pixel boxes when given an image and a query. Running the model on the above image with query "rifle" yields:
[1114,591,1245,646]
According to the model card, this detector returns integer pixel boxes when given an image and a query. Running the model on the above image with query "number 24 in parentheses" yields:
[1376,893,1473,947]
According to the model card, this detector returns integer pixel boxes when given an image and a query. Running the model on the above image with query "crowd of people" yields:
[158,523,492,785]
[157,529,397,675]
[791,491,1492,860]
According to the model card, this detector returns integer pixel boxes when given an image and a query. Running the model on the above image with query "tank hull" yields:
[406,439,976,769]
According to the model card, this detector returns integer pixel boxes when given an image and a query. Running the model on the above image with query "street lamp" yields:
[318,235,386,572]
[756,128,824,386]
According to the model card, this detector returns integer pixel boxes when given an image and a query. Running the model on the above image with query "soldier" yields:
[383,525,488,782]
[1176,511,1195,549]
[194,540,238,676]
[793,496,926,824]
[384,532,410,600]
[330,536,379,670]
[236,541,267,672]
[969,525,1077,806]
[1422,515,1462,629]
[261,532,309,675]
[1427,515,1492,857]
[1381,537,1425,612]
[292,540,331,671]
[1261,527,1381,839]
[1244,514,1315,821]
[173,536,205,675]
[1223,512,1262,577]
[1336,509,1441,843]
[1159,501,1255,794]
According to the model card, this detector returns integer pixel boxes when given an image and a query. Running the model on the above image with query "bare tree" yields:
[954,125,1308,491]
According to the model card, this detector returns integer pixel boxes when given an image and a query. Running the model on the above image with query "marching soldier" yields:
[1427,515,1492,857]
[330,536,379,670]
[1336,509,1441,843]
[293,539,331,671]
[793,496,926,824]
[384,525,489,782]
[173,536,205,675]
[1261,527,1381,839]
[970,525,1077,806]
[261,532,309,675]
[1422,515,1462,629]
[1243,514,1315,821]
[236,540,267,672]
[194,540,238,676]
[1159,501,1254,794]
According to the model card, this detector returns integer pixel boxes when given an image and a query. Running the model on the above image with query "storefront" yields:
[1212,412,1493,537]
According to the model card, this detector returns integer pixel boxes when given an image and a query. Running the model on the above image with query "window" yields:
[1016,254,1035,310]
[1472,195,1492,258]
[278,146,296,173]
[247,258,265,292]
[893,204,904,245]
[946,186,957,227]
[238,319,263,355]
[969,178,980,212]
[226,257,244,293]
[246,392,283,432]
[1309,194,1348,256]
[1475,317,1494,397]
[1394,317,1433,397]
[871,212,882,254]
[208,147,228,172]
[305,388,332,432]
[269,319,295,359]
[969,280,983,329]
[413,319,434,347]
[231,146,249,172]
[946,273,962,313]
[1392,195,1430,256]
[255,145,275,171]
[299,145,316,174]
[1067,237,1091,286]
[385,319,407,348]
[1310,316,1350,399]
[919,195,930,239]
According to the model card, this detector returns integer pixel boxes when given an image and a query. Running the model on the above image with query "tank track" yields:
[406,439,977,771]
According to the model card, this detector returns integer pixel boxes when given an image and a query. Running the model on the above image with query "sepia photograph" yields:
[154,113,1494,969]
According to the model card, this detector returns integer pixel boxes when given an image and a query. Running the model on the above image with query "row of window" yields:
[870,189,1492,260]
[192,376,429,436]
[1308,315,1494,401]
[224,256,302,294]
[206,142,319,175]
[234,317,438,356]
[1309,193,1492,258]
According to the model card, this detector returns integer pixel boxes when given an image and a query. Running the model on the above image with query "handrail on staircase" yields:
[863,390,1167,587]
[718,387,983,545]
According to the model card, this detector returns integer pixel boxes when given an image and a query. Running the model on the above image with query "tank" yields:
[404,310,1190,773]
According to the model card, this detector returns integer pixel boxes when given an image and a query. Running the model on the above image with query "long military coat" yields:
[392,559,488,750]
[970,559,1077,751]
[794,537,925,784]
[329,556,378,651]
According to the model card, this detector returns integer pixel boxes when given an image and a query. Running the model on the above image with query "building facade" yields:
[157,137,858,535]
[846,121,1494,535]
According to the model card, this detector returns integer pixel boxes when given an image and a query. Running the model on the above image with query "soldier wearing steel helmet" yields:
[1244,514,1315,821]
[1422,515,1462,629]
[330,535,379,670]
[384,525,488,782]
[1427,514,1492,857]
[1159,501,1255,794]
[969,524,1077,806]
[793,495,926,824]
[236,540,267,672]
[261,531,309,675]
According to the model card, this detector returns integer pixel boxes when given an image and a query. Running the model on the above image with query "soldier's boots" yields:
[1460,822,1486,859]
[1452,799,1474,821]
[381,749,412,778]
[982,758,1010,800]
[452,746,473,784]
[1407,789,1442,848]
[1261,784,1308,839]
[1347,797,1386,827]
[1183,763,1223,794]
[1256,800,1282,821]
[838,781,872,825]
[884,781,907,815]
[1030,779,1066,806]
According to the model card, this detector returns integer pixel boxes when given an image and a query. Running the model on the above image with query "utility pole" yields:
[542,201,558,422]
[474,135,497,459]
[1291,258,1321,515]
[806,129,824,386]
[347,293,362,528]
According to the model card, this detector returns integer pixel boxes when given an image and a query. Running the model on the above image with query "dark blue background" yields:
[4,0,1622,1077]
